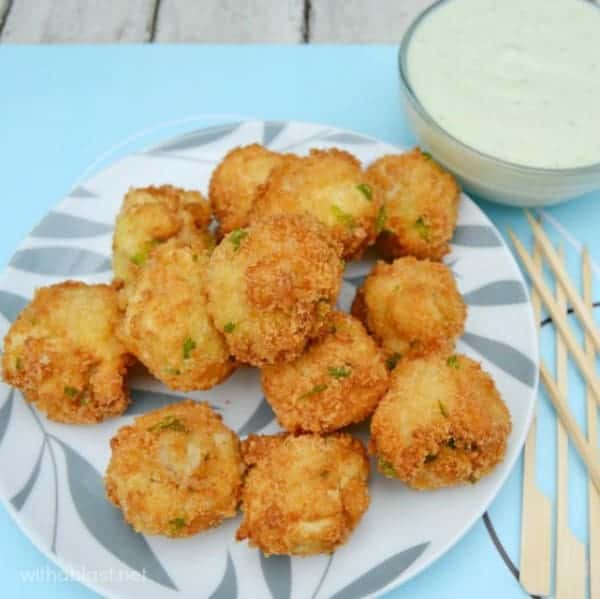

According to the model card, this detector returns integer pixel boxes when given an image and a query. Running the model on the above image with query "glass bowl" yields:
[398,0,600,208]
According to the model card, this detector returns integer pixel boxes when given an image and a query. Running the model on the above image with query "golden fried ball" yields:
[2,281,133,423]
[351,257,466,362]
[236,433,369,555]
[119,240,235,391]
[261,312,388,433]
[370,353,511,490]
[367,149,460,261]
[251,149,383,260]
[112,185,214,303]
[209,144,285,236]
[206,214,343,366]
[105,400,244,537]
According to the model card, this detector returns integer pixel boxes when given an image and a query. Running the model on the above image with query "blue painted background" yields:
[1,45,599,598]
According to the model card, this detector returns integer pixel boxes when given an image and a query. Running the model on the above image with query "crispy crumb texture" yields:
[370,353,511,490]
[105,400,244,537]
[2,281,133,423]
[237,433,370,555]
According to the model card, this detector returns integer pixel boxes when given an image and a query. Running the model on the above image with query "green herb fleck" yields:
[64,386,80,399]
[130,252,147,266]
[447,355,459,369]
[375,205,387,234]
[447,437,456,449]
[15,357,22,371]
[230,229,248,251]
[378,458,397,478]
[79,394,89,406]
[439,401,449,418]
[414,217,431,241]
[331,205,356,228]
[192,253,199,262]
[298,384,328,400]
[328,366,351,379]
[356,183,373,201]
[385,353,401,371]
[469,474,479,484]
[169,517,186,531]
[164,366,181,376]
[149,416,187,433]
[182,337,196,359]
[424,454,437,464]
[224,322,236,333]
[421,150,433,160]
[130,239,161,266]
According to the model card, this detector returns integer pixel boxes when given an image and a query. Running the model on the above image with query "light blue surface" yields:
[0,45,599,599]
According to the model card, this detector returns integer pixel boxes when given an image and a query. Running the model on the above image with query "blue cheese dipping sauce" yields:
[406,0,600,169]
[399,0,600,206]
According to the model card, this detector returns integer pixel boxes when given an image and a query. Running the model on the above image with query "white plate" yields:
[0,120,538,599]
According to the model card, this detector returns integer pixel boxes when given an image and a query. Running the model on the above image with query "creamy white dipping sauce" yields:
[407,0,600,169]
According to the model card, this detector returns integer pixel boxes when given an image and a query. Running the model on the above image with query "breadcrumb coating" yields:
[2,281,133,423]
[112,185,214,304]
[261,312,388,432]
[370,353,511,490]
[367,149,459,261]
[209,144,285,236]
[351,257,466,361]
[206,214,343,366]
[105,400,244,537]
[252,149,383,260]
[237,433,370,555]
[119,239,235,391]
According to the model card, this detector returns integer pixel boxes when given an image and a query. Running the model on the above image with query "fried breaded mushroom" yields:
[252,149,383,260]
[351,257,466,362]
[237,433,369,555]
[119,239,234,391]
[206,214,343,366]
[2,281,133,423]
[261,312,388,433]
[209,144,285,236]
[367,149,460,260]
[370,353,511,490]
[112,185,214,303]
[105,400,244,537]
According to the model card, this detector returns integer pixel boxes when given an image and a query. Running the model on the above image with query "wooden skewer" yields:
[509,230,600,405]
[553,246,585,599]
[526,211,600,352]
[583,248,600,599]
[519,244,552,597]
[539,364,600,494]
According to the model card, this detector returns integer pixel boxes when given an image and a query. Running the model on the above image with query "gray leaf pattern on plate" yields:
[322,132,375,145]
[263,122,286,147]
[54,437,177,590]
[11,441,45,510]
[210,551,237,599]
[0,390,14,446]
[463,280,526,306]
[345,274,367,289]
[237,397,276,437]
[452,225,501,247]
[149,123,241,153]
[0,290,29,322]
[69,186,98,199]
[31,212,113,239]
[260,553,291,599]
[10,247,111,276]
[329,543,429,599]
[461,332,536,387]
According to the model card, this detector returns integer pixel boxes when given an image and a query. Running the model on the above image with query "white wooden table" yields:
[0,0,437,43]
